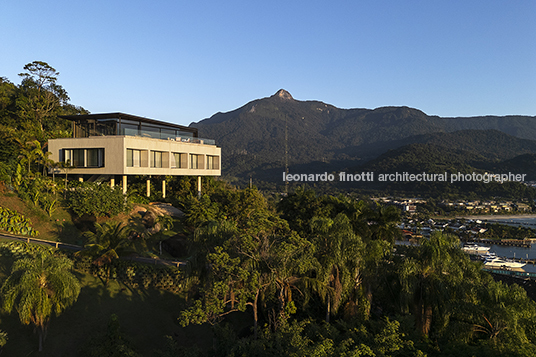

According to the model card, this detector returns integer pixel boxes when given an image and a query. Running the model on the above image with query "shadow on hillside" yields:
[54,219,85,245]
[0,270,196,356]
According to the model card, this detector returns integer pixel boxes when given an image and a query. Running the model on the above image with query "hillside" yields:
[342,143,536,198]
[191,90,536,186]
[495,154,536,180]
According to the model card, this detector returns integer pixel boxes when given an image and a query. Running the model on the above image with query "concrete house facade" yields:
[47,113,221,196]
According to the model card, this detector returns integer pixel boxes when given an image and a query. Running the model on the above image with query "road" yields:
[0,233,187,267]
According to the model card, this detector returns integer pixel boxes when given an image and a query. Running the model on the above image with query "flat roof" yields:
[59,112,197,133]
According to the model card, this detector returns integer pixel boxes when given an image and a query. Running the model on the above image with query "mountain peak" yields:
[272,89,293,100]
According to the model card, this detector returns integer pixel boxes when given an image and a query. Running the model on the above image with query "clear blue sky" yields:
[1,0,535,126]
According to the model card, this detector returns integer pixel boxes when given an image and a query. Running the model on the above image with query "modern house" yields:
[47,113,221,196]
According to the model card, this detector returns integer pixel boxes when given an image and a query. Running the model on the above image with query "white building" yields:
[48,113,221,196]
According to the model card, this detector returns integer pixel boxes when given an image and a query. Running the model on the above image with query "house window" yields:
[151,151,163,168]
[190,154,200,169]
[63,149,72,165]
[127,149,141,167]
[172,153,186,168]
[206,155,219,170]
[62,148,104,168]
[72,149,85,167]
[86,149,104,167]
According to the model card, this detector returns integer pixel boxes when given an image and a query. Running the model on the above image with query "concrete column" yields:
[110,177,115,187]
[197,176,202,197]
[146,178,151,197]
[122,175,127,194]
[162,180,166,198]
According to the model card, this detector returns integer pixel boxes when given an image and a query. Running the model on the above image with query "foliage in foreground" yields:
[162,318,426,357]
[175,186,536,357]
[1,250,80,352]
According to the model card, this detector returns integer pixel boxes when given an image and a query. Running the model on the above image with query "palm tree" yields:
[80,222,133,285]
[367,204,402,243]
[399,232,465,336]
[256,229,317,327]
[1,251,80,352]
[37,147,55,178]
[309,213,364,322]
[463,274,536,343]
[16,139,46,176]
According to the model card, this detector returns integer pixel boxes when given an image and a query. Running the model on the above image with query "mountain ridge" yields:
[190,90,536,186]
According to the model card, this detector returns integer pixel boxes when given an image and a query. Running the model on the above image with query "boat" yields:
[477,252,497,261]
[462,243,491,253]
[483,257,526,269]
[482,252,496,259]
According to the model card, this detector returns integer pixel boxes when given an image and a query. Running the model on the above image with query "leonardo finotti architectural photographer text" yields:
[283,171,527,184]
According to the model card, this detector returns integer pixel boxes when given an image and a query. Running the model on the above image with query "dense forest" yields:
[0,62,536,356]
[170,186,536,356]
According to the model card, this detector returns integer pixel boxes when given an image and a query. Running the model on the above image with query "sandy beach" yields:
[454,214,536,228]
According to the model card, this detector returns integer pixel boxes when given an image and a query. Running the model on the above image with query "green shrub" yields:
[0,241,48,258]
[0,206,38,236]
[66,182,128,217]
[70,253,184,292]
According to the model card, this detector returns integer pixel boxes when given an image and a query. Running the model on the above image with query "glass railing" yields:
[166,135,216,146]
[122,130,216,145]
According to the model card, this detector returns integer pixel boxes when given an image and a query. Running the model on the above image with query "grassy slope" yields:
[0,192,213,355]
[0,255,213,356]
[0,191,82,244]
[0,191,180,254]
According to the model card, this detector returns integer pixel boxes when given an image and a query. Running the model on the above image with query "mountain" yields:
[191,90,536,186]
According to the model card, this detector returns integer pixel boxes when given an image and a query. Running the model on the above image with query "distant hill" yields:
[355,143,488,174]
[191,90,536,186]
[345,143,536,198]
[387,129,536,162]
[494,154,536,181]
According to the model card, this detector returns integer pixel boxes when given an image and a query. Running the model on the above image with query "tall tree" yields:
[1,251,80,352]
[399,232,466,336]
[309,213,364,322]
[17,61,69,135]
[264,231,315,324]
[179,220,267,339]
[180,187,314,338]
